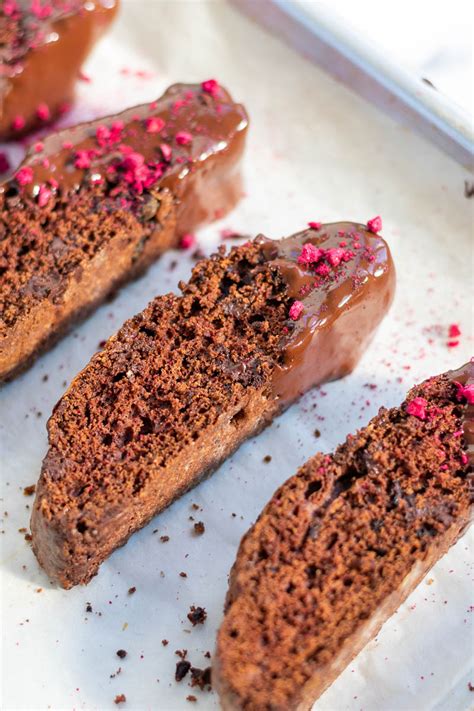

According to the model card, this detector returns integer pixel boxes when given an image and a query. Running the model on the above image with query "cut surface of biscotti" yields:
[214,362,473,711]
[0,0,118,139]
[31,221,395,588]
[0,80,247,381]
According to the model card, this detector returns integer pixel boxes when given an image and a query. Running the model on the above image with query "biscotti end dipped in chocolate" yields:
[0,80,248,381]
[214,362,473,711]
[31,222,395,588]
[0,0,118,139]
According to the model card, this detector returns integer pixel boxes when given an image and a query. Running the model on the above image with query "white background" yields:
[0,2,473,710]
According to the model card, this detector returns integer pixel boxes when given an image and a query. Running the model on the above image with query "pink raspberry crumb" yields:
[15,166,33,186]
[289,300,304,321]
[74,151,92,169]
[367,216,382,233]
[298,243,322,265]
[308,221,322,230]
[12,115,25,132]
[180,233,196,250]
[202,79,220,97]
[160,143,172,162]
[36,103,50,121]
[37,184,52,207]
[455,382,474,404]
[406,397,428,420]
[145,116,165,134]
[175,131,193,145]
[448,324,461,338]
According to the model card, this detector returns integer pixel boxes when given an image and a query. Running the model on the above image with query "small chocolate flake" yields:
[116,649,127,659]
[191,503,200,510]
[86,603,93,613]
[23,485,36,496]
[263,455,272,463]
[186,696,197,703]
[161,639,169,646]
[175,660,191,682]
[114,694,126,704]
[314,429,321,438]
[127,586,136,595]
[160,535,170,543]
[193,521,205,535]
[187,606,207,626]
[179,572,187,578]
[204,651,211,659]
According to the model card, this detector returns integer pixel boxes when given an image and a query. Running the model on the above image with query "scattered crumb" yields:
[23,485,36,496]
[160,535,170,543]
[161,639,169,646]
[190,666,212,690]
[191,503,200,510]
[86,603,93,613]
[186,696,197,703]
[465,181,474,198]
[263,455,272,463]
[114,694,126,704]
[127,586,136,595]
[187,606,207,626]
[179,572,188,578]
[175,660,191,682]
[314,429,321,438]
[193,521,205,536]
[116,650,127,659]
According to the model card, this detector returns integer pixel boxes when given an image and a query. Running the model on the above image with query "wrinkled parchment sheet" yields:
[1,2,472,709]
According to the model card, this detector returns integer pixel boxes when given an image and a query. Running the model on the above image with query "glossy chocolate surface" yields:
[447,360,474,465]
[15,82,248,231]
[0,0,118,138]
[261,223,396,404]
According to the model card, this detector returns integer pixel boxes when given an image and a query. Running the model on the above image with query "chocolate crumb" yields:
[187,606,207,626]
[175,649,187,659]
[314,429,321,438]
[114,694,126,704]
[193,521,205,535]
[42,374,49,382]
[86,603,93,613]
[191,503,200,510]
[186,696,197,703]
[127,586,136,595]
[98,340,107,348]
[24,533,32,542]
[23,485,36,496]
[175,660,191,682]
[190,665,212,690]
[160,535,170,543]
[204,651,211,659]
[179,572,188,578]
[263,455,272,463]
[468,681,474,691]
[116,649,127,659]
[161,639,169,646]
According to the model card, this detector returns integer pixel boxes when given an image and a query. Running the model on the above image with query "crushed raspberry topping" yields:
[202,79,220,97]
[145,116,165,134]
[160,143,172,162]
[175,131,193,145]
[30,0,53,20]
[36,103,50,121]
[448,324,461,338]
[298,243,323,265]
[367,216,382,233]
[289,300,304,320]
[308,221,322,230]
[12,115,25,132]
[455,382,474,405]
[406,397,428,420]
[180,233,196,250]
[37,184,52,207]
[15,167,34,186]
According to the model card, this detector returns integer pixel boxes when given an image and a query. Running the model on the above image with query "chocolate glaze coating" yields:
[447,360,474,465]
[0,0,118,139]
[0,82,248,381]
[263,223,396,404]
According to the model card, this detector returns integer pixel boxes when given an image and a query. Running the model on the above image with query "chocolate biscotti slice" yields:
[31,222,395,588]
[215,362,473,711]
[0,0,118,139]
[0,80,248,381]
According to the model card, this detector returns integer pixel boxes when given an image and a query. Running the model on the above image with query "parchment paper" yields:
[0,2,472,710]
